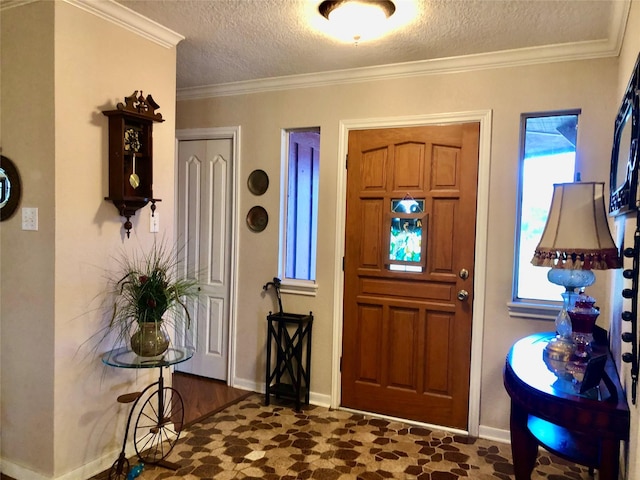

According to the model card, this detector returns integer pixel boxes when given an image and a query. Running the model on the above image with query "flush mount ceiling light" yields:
[319,0,396,44]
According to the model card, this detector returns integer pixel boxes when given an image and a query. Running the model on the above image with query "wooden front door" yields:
[341,123,480,429]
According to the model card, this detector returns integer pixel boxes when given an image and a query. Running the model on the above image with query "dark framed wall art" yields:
[610,52,640,216]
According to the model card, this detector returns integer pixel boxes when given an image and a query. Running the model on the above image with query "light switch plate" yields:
[22,207,38,231]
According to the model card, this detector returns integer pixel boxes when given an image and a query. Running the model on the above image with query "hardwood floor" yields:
[171,372,253,428]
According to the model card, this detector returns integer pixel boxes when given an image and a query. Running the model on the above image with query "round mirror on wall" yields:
[0,155,22,221]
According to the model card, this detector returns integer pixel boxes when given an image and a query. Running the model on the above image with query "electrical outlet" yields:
[150,211,160,233]
[22,207,38,231]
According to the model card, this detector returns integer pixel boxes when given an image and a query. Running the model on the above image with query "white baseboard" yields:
[232,378,331,409]
[478,425,511,444]
[1,439,141,480]
[1,460,50,480]
[2,448,118,480]
[230,376,260,394]
[308,391,331,407]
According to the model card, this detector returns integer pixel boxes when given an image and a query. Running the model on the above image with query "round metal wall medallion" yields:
[246,206,268,232]
[247,169,269,195]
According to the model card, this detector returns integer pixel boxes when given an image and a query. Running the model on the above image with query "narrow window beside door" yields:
[511,110,580,317]
[279,128,320,294]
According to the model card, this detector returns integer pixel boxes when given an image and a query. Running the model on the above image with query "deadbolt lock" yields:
[459,268,469,280]
[457,290,469,301]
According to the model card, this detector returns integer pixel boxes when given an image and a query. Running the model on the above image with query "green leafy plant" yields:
[105,241,199,347]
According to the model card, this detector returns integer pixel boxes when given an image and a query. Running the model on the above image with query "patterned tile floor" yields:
[108,394,593,480]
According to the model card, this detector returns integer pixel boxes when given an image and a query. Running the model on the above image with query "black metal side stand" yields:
[265,312,313,411]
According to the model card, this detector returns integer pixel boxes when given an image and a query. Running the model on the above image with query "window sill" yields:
[507,301,560,321]
[280,280,318,297]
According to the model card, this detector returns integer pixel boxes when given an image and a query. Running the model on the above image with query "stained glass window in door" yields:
[389,199,425,272]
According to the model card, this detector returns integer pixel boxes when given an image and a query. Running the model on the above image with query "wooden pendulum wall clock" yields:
[103,91,164,238]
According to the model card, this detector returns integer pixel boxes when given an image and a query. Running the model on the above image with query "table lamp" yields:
[531,182,622,359]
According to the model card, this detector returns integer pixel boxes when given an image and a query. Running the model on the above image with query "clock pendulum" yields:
[129,153,140,189]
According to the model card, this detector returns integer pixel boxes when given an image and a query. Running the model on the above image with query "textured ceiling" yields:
[114,0,622,90]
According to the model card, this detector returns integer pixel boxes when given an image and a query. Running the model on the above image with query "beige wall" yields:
[1,1,56,472]
[3,0,640,477]
[614,0,640,478]
[1,1,178,478]
[177,56,617,431]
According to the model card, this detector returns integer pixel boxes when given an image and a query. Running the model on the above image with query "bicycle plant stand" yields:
[102,346,194,480]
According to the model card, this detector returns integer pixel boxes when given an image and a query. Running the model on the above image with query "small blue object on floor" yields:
[126,463,144,480]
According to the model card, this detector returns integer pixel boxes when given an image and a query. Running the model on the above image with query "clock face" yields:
[124,127,141,153]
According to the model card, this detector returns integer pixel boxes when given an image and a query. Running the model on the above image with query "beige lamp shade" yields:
[531,182,621,270]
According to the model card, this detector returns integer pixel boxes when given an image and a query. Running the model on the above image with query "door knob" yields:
[457,290,469,301]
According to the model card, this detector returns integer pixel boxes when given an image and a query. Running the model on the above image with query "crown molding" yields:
[609,0,632,56]
[6,0,627,100]
[0,0,37,10]
[178,0,630,101]
[177,38,619,101]
[64,0,184,48]
[0,0,184,47]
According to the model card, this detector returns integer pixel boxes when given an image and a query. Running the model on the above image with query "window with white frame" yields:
[512,111,580,312]
[279,128,320,293]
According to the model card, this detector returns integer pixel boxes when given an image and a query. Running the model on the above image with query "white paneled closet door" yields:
[176,138,233,380]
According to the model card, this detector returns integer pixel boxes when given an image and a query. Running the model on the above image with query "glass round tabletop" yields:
[102,346,195,369]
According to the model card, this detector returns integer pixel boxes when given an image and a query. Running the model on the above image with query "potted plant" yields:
[106,241,199,357]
